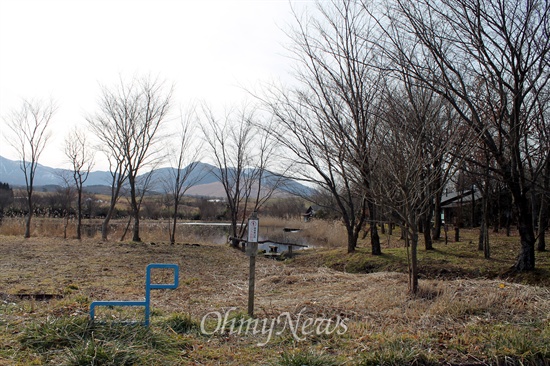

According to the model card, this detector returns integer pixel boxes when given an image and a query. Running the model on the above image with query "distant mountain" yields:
[0,156,312,198]
[147,162,219,188]
[0,155,114,187]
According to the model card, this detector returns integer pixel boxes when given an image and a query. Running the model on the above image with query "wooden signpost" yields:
[247,211,259,317]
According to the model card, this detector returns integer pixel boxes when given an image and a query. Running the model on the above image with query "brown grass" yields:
[0,233,549,365]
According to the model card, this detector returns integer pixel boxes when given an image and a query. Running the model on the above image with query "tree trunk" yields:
[230,209,241,249]
[513,193,536,271]
[170,201,179,245]
[120,215,132,241]
[432,162,443,240]
[129,176,141,242]
[493,185,500,233]
[76,189,82,240]
[470,189,476,228]
[24,192,32,238]
[433,195,442,240]
[368,201,381,255]
[423,209,433,250]
[101,213,112,241]
[454,225,460,242]
[478,220,485,251]
[409,226,419,295]
[482,177,490,258]
[483,223,490,259]
[537,159,549,252]
[347,229,359,254]
[63,211,69,240]
[538,200,547,252]
[478,186,487,251]
[132,212,141,242]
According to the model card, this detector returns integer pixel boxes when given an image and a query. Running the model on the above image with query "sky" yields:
[0,0,312,171]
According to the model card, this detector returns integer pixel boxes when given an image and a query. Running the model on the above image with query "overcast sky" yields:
[0,0,312,171]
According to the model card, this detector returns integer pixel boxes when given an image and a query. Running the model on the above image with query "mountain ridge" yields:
[0,156,310,198]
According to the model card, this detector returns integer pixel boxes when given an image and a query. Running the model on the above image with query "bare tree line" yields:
[258,0,549,292]
[1,0,548,294]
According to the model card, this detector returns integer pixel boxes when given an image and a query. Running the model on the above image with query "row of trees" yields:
[258,0,549,292]
[2,0,548,293]
[2,77,283,246]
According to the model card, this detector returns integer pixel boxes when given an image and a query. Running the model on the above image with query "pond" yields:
[177,222,311,251]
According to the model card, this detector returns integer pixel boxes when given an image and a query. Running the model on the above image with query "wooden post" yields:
[247,212,259,317]
[248,254,256,317]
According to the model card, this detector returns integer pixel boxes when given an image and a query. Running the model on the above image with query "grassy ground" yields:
[0,220,549,365]
[294,226,550,287]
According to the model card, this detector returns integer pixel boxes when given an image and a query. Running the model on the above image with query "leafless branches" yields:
[65,128,94,240]
[200,104,279,248]
[3,98,56,238]
[384,0,550,271]
[163,107,203,244]
[88,75,172,242]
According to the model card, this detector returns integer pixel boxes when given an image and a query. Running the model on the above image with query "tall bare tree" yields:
[261,0,384,253]
[201,105,280,248]
[163,108,202,244]
[88,75,172,242]
[373,81,462,294]
[385,0,550,271]
[262,81,369,253]
[3,99,55,238]
[65,128,94,240]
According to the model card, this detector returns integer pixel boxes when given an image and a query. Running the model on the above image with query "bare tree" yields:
[262,81,369,253]
[201,105,280,248]
[88,75,172,242]
[56,172,76,239]
[385,0,550,271]
[260,0,384,253]
[65,128,94,240]
[372,81,462,294]
[3,99,55,238]
[163,109,203,244]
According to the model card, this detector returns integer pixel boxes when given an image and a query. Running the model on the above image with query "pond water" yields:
[176,222,310,251]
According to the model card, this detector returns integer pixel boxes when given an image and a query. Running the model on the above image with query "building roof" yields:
[441,188,482,208]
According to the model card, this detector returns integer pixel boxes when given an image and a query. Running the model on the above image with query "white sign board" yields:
[248,218,259,243]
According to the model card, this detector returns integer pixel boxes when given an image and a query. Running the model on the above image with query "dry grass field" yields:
[0,218,549,365]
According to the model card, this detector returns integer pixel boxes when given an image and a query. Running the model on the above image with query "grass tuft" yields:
[19,315,190,364]
[19,316,91,352]
[161,313,201,334]
[61,337,146,366]
[358,338,437,366]
[276,349,340,366]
